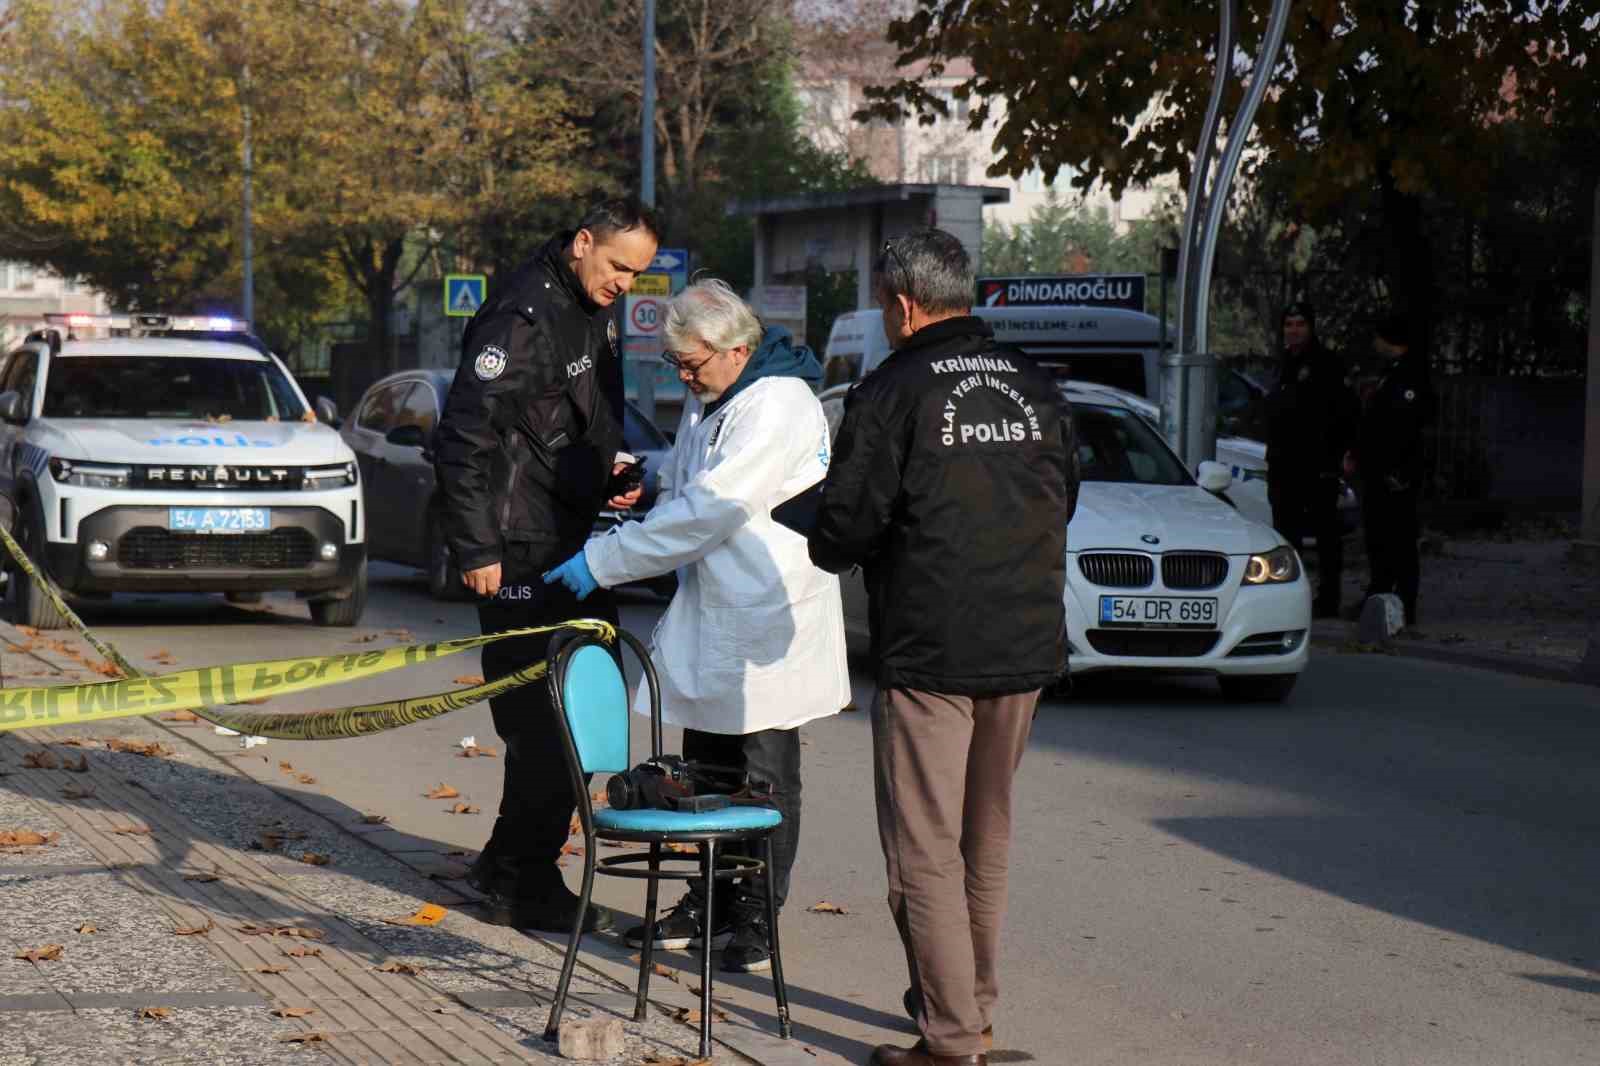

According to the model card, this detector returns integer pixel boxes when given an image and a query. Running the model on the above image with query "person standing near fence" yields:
[1266,301,1359,617]
[1347,312,1436,627]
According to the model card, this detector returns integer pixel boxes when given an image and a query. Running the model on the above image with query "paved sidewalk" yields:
[0,621,767,1065]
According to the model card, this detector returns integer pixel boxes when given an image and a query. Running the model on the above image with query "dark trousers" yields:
[1269,474,1344,607]
[1362,482,1420,623]
[681,726,802,911]
[475,548,619,901]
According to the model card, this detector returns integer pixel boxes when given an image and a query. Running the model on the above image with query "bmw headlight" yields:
[303,462,357,489]
[48,458,129,489]
[1241,545,1301,585]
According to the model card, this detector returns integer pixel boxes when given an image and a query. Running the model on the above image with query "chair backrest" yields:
[558,642,630,774]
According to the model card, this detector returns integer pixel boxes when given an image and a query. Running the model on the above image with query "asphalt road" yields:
[66,563,1600,1066]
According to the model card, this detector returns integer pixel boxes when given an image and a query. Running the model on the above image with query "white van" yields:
[821,305,1165,398]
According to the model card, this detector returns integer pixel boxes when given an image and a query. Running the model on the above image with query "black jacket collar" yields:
[895,315,992,357]
[538,232,600,316]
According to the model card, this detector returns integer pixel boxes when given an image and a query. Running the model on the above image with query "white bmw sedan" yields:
[829,386,1311,703]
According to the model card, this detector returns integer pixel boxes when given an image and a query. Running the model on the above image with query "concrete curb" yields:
[1309,622,1597,688]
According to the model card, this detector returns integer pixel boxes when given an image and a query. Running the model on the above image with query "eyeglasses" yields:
[662,345,724,377]
[881,239,911,286]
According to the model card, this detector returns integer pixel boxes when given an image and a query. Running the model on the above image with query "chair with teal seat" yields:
[541,628,792,1058]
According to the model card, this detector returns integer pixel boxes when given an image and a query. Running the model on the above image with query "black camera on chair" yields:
[605,755,749,813]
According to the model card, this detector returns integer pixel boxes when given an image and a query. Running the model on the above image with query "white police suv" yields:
[0,314,366,628]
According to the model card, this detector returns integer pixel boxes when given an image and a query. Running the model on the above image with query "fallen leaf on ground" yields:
[277,1031,329,1043]
[651,963,679,982]
[256,965,287,974]
[452,675,484,686]
[111,826,151,836]
[0,829,57,847]
[172,918,215,936]
[281,946,321,958]
[568,814,582,836]
[104,739,169,757]
[357,813,387,825]
[88,662,123,678]
[21,751,59,770]
[271,1006,316,1018]
[348,634,380,644]
[295,774,317,785]
[239,924,326,940]
[376,960,423,975]
[76,923,97,935]
[664,842,697,854]
[62,752,88,772]
[672,1006,729,1025]
[162,711,200,723]
[59,785,94,799]
[55,737,89,747]
[298,852,330,866]
[259,828,308,851]
[14,944,63,962]
[446,803,480,815]
[641,1057,713,1066]
[148,650,176,664]
[381,903,447,927]
[560,843,583,856]
[278,761,294,772]
[182,870,220,883]
[457,745,497,758]
[424,784,459,799]
[589,788,608,807]
[807,901,850,915]
[138,1007,171,1020]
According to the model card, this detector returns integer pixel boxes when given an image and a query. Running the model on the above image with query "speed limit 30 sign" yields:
[625,295,665,337]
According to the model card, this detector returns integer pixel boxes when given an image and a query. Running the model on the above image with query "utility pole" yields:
[635,0,658,422]
[1163,0,1292,470]
[241,73,254,330]
[1578,180,1600,682]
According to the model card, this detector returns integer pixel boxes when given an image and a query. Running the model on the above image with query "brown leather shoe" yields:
[868,1042,987,1066]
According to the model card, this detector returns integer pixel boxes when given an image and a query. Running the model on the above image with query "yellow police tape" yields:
[0,523,612,739]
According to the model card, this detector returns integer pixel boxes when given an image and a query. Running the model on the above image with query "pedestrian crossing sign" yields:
[444,274,486,317]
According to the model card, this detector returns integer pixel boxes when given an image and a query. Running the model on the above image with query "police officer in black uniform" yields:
[434,200,659,933]
[1349,313,1435,627]
[1265,301,1358,617]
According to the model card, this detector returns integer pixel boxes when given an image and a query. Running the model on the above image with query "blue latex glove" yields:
[543,551,599,600]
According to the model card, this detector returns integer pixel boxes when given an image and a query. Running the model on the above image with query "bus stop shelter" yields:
[726,183,1011,313]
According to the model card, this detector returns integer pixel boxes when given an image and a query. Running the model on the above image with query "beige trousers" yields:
[871,685,1038,1057]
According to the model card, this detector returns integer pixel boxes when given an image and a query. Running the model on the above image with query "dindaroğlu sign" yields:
[978,273,1146,312]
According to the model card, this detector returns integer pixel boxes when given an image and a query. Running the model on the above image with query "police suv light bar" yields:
[43,313,249,333]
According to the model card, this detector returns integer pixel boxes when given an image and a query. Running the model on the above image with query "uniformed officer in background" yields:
[1265,301,1358,618]
[433,200,659,933]
[1347,312,1435,627]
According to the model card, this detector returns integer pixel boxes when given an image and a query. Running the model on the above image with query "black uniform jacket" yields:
[434,234,624,574]
[809,316,1079,696]
[1355,354,1436,489]
[1265,340,1358,479]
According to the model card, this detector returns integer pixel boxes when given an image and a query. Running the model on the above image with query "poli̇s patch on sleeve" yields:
[474,345,508,381]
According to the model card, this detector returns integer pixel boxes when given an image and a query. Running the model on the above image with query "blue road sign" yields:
[444,274,486,317]
[650,249,689,293]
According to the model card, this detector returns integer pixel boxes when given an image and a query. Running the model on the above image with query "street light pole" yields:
[241,67,255,330]
[634,0,658,422]
[1164,0,1293,470]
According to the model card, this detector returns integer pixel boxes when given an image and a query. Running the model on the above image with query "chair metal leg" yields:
[635,842,662,1022]
[763,835,792,1039]
[698,839,717,1059]
[543,850,596,1043]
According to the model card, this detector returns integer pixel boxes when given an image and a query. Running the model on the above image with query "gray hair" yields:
[876,228,973,315]
[664,278,763,355]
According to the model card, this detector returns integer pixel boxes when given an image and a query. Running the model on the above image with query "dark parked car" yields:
[342,369,671,599]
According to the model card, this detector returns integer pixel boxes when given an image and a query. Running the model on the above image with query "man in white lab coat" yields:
[543,279,848,972]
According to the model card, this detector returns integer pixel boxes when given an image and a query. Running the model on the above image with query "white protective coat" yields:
[584,377,849,734]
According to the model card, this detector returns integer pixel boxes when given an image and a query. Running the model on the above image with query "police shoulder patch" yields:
[474,345,508,381]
